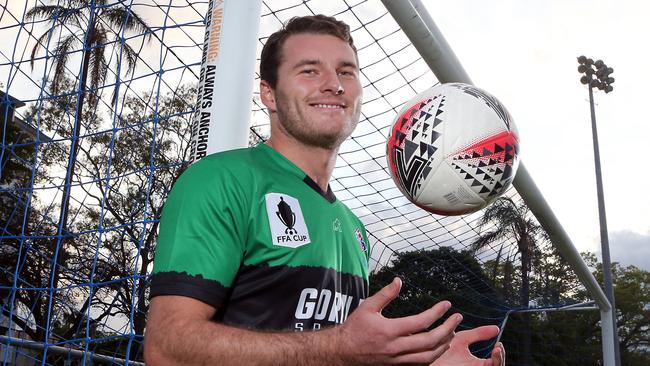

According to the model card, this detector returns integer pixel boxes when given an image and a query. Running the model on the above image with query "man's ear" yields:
[260,80,277,113]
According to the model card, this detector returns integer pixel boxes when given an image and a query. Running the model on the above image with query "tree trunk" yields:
[503,259,513,302]
[520,242,533,365]
[61,295,92,340]
[520,254,530,308]
[44,15,95,342]
[130,275,148,361]
[54,35,91,259]
[491,244,503,283]
[130,236,155,361]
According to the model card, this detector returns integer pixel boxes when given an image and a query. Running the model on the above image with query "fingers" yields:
[389,300,453,335]
[455,325,500,344]
[491,342,505,366]
[391,312,462,353]
[388,314,461,365]
[392,341,451,365]
[361,277,402,312]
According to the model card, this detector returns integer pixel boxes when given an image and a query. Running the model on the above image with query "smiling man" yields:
[144,15,504,365]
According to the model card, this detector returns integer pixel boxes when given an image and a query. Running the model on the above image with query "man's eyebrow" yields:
[292,59,321,69]
[291,59,359,70]
[339,61,359,70]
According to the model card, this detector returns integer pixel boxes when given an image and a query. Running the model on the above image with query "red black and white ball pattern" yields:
[386,83,520,216]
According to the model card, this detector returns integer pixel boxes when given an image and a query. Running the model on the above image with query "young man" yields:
[144,15,505,365]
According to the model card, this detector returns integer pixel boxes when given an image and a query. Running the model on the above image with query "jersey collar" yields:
[302,175,336,203]
[257,143,338,204]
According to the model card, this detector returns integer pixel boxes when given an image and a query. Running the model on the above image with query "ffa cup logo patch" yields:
[265,193,311,248]
[355,227,367,252]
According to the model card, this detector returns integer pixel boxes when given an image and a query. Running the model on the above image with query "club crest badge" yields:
[333,218,342,233]
[355,227,367,252]
[265,193,311,248]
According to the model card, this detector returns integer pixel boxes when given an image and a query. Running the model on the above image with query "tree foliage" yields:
[371,226,649,365]
[472,196,547,308]
[471,196,548,364]
[24,4,152,340]
[1,78,195,364]
[2,2,152,353]
[370,246,504,357]
[1,91,36,241]
[72,83,196,344]
[593,256,650,365]
[489,248,649,365]
[27,0,150,100]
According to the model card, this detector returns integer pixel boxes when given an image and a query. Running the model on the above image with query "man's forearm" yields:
[145,280,463,365]
[145,316,345,366]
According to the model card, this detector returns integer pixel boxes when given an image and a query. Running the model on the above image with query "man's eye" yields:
[301,69,316,75]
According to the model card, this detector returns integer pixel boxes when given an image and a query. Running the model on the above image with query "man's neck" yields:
[265,136,338,193]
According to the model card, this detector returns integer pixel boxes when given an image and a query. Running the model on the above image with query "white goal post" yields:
[188,0,262,162]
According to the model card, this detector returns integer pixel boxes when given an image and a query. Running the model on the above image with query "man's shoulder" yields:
[170,147,262,194]
[196,146,259,167]
[184,146,260,176]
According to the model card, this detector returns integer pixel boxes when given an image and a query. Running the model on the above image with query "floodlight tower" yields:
[577,55,620,366]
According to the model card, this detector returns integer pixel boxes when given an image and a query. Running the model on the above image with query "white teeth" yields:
[313,104,343,109]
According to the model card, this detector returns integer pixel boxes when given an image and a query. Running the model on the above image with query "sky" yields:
[422,0,650,271]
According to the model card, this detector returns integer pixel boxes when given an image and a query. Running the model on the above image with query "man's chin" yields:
[297,132,346,150]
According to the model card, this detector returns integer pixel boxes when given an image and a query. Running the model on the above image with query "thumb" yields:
[456,325,500,345]
[362,277,402,313]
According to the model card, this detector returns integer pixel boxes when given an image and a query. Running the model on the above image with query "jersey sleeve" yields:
[150,158,249,309]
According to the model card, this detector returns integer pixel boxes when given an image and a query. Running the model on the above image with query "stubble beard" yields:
[275,91,360,150]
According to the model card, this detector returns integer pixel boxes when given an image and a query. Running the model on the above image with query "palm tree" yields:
[471,196,547,365]
[471,196,545,307]
[28,0,150,237]
[25,0,151,341]
[486,244,515,301]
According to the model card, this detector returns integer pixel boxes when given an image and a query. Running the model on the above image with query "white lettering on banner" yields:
[190,0,222,163]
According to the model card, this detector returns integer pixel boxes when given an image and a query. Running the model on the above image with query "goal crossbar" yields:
[0,335,144,366]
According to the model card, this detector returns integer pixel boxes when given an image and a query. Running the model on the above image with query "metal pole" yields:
[0,335,145,366]
[587,84,622,366]
[381,0,473,85]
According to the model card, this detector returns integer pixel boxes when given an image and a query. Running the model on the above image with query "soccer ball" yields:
[386,83,520,216]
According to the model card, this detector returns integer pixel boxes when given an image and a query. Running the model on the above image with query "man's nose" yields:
[320,69,343,95]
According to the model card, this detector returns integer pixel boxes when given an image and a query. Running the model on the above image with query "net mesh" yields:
[1,0,599,364]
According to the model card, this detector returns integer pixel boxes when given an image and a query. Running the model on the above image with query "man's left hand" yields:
[430,325,505,366]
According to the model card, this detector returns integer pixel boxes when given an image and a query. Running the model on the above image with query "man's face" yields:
[262,33,363,150]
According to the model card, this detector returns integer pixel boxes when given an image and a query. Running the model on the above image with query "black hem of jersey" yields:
[302,176,336,203]
[149,271,227,309]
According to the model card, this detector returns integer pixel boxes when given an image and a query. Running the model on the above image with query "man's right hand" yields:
[334,277,462,365]
[144,278,463,366]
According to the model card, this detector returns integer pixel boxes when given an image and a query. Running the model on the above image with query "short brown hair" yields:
[260,15,357,88]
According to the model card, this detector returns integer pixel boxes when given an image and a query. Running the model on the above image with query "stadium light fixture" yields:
[576,55,620,366]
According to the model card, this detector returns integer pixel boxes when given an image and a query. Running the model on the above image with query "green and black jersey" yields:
[150,143,370,331]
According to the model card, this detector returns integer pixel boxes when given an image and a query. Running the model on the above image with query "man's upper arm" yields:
[144,295,218,364]
[148,295,217,326]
